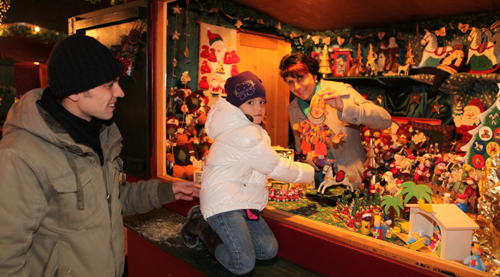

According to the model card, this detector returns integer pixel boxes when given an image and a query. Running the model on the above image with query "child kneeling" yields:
[181,71,314,275]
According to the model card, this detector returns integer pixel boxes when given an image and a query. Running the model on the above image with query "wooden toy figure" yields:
[293,94,338,164]
[381,214,393,238]
[455,194,468,212]
[372,215,383,239]
[463,244,486,271]
[361,213,372,235]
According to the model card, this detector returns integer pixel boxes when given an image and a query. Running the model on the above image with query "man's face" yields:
[284,72,317,101]
[73,77,124,121]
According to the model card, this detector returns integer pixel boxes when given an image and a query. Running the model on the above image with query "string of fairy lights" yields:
[0,0,11,24]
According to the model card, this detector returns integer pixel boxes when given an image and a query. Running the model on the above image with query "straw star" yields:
[431,101,444,114]
[409,93,422,104]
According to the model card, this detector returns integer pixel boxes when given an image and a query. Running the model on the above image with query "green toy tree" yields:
[461,88,500,170]
[400,181,433,205]
[381,195,404,227]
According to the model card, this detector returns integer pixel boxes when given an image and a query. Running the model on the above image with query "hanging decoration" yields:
[198,22,238,106]
[409,93,422,104]
[114,19,146,76]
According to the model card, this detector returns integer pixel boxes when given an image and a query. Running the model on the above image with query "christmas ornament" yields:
[431,101,444,114]
[171,30,180,40]
[215,61,225,74]
[115,19,146,76]
[318,44,331,78]
[172,5,182,14]
[376,94,384,104]
[409,93,422,104]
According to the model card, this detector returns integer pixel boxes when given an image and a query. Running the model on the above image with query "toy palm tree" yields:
[318,44,332,78]
[400,181,433,205]
[381,195,404,227]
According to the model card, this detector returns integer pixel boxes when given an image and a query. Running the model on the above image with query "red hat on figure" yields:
[457,194,466,200]
[208,30,224,47]
[466,98,484,114]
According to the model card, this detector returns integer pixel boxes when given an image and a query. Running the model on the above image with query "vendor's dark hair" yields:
[279,52,319,80]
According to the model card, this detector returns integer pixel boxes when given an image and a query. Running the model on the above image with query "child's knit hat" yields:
[225,71,266,107]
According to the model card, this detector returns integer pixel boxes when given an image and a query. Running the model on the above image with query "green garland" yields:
[190,0,500,53]
[0,25,67,44]
[0,85,15,99]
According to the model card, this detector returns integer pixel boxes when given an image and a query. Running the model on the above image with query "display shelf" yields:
[262,206,490,277]
[324,75,423,88]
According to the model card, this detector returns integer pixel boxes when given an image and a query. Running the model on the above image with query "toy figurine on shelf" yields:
[372,215,383,239]
[430,226,441,250]
[455,194,468,212]
[463,244,486,271]
[381,214,393,238]
[361,213,372,235]
[464,177,480,198]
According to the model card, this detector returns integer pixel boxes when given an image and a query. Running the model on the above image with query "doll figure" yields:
[361,213,372,235]
[380,37,399,73]
[455,194,468,212]
[381,215,393,238]
[464,178,480,198]
[430,226,441,250]
[372,215,383,239]
[293,94,335,163]
[432,158,447,185]
[463,244,486,271]
[443,193,451,204]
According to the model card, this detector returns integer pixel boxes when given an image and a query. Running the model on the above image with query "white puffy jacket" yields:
[201,98,314,219]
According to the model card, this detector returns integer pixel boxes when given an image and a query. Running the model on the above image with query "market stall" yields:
[65,0,500,276]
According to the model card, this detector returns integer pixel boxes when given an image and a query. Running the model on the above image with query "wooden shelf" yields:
[262,206,491,277]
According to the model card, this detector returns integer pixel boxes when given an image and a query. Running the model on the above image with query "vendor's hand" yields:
[172,181,200,201]
[317,88,344,111]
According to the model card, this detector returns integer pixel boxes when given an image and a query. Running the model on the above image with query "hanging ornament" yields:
[172,5,182,14]
[376,94,384,104]
[434,27,446,37]
[215,61,225,74]
[276,22,281,30]
[458,23,470,33]
[377,32,385,40]
[409,93,422,104]
[431,101,444,114]
[337,36,345,46]
[235,19,243,29]
[311,35,320,45]
[172,58,178,68]
[322,37,331,46]
[172,30,180,40]
[181,71,191,85]
[184,47,189,58]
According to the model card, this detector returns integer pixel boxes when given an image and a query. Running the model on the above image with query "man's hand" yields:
[172,181,200,201]
[317,88,344,111]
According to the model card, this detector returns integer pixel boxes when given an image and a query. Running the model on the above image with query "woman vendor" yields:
[279,52,392,189]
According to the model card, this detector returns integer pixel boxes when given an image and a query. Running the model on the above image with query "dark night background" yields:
[2,0,116,33]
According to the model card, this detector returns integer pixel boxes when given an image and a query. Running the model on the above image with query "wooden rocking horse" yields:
[317,164,354,195]
[466,27,499,72]
[420,29,453,67]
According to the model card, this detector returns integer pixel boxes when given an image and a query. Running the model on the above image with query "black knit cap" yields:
[47,34,121,98]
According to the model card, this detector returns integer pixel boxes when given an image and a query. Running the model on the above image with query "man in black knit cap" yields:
[0,35,199,276]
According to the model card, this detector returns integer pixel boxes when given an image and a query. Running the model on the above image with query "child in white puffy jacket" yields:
[181,71,314,275]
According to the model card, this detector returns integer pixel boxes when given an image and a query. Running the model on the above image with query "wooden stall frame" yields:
[262,207,490,277]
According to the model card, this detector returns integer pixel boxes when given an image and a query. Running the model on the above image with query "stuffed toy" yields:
[166,131,199,180]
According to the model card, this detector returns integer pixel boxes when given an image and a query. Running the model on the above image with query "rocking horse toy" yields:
[317,163,354,195]
[420,29,453,67]
[466,27,500,73]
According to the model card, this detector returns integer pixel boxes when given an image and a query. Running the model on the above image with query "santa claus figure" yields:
[455,98,483,143]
